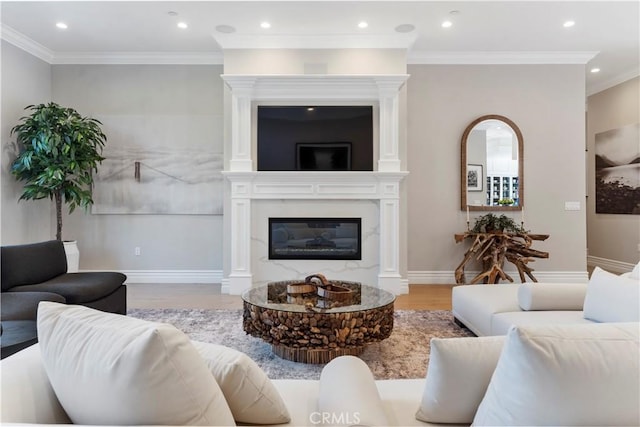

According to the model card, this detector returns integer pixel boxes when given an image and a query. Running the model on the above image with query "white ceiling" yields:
[1,1,638,95]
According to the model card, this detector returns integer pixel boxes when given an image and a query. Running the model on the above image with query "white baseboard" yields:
[587,256,635,274]
[84,268,600,285]
[408,270,589,284]
[108,270,223,284]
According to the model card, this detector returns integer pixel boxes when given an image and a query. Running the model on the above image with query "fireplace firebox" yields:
[269,218,362,260]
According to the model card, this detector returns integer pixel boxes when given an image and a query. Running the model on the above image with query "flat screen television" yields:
[296,143,351,171]
[257,106,373,171]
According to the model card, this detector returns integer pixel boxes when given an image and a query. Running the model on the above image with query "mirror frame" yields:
[461,114,524,211]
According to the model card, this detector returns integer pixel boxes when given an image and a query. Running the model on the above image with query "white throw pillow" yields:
[192,340,290,425]
[37,302,235,426]
[583,267,640,323]
[473,323,640,426]
[318,356,389,426]
[415,336,504,424]
[517,283,587,311]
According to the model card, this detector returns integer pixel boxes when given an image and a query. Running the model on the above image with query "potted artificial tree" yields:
[10,102,106,271]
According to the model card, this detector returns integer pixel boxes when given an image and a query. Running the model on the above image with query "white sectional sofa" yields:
[2,274,639,426]
[453,265,639,336]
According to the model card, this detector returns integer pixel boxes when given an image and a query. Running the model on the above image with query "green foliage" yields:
[498,198,514,206]
[10,102,106,240]
[472,213,526,233]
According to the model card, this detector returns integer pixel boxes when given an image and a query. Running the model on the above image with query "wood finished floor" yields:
[127,283,454,311]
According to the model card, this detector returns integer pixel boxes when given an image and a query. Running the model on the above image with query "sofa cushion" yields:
[415,336,504,424]
[271,379,321,426]
[318,356,390,426]
[0,344,71,424]
[583,267,639,323]
[473,323,640,426]
[192,340,290,425]
[1,291,66,321]
[1,240,67,291]
[491,310,592,335]
[37,302,235,426]
[452,284,521,336]
[11,272,126,304]
[517,283,586,311]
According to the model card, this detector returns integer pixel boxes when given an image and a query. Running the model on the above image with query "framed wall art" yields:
[467,164,483,192]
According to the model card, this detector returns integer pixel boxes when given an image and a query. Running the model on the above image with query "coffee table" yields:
[242,280,395,364]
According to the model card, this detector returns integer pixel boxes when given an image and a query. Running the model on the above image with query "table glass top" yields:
[242,280,395,313]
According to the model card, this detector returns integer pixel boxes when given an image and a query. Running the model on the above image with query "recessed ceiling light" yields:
[590,68,601,73]
[260,21,271,29]
[563,20,575,28]
[177,22,188,29]
[216,24,236,34]
[441,20,453,28]
[56,22,68,29]
[358,21,368,29]
[449,10,460,15]
[167,11,178,17]
[395,24,415,33]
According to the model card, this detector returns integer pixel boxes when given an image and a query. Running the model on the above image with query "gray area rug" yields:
[127,308,473,380]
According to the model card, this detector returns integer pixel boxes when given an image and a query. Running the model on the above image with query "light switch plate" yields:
[565,201,581,211]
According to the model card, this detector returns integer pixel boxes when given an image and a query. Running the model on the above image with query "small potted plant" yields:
[10,103,107,270]
[498,198,515,206]
[472,213,525,233]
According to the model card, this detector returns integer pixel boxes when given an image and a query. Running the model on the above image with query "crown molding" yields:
[1,24,54,63]
[213,33,417,50]
[408,50,598,65]
[587,66,640,96]
[52,51,224,65]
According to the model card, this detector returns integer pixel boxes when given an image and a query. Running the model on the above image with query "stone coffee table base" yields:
[243,301,394,364]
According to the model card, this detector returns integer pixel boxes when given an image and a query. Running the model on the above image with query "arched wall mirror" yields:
[461,115,523,211]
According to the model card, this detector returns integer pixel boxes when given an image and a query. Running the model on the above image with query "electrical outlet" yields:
[135,247,141,256]
[637,243,640,252]
[564,201,581,211]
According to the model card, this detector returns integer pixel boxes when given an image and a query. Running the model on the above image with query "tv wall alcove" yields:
[257,106,373,171]
[221,74,410,296]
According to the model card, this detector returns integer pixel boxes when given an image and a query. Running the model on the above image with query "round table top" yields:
[242,280,395,313]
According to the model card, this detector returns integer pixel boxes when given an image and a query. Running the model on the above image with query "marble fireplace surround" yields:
[221,74,409,296]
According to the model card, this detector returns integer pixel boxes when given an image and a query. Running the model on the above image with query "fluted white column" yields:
[377,179,407,294]
[228,180,253,295]
[376,79,402,172]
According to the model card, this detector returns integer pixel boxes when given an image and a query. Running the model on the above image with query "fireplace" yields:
[221,74,409,295]
[269,218,361,260]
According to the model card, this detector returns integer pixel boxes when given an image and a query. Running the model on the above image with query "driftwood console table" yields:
[454,232,549,284]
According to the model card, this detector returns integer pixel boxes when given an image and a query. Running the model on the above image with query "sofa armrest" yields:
[1,241,67,291]
[517,283,587,311]
[318,356,390,426]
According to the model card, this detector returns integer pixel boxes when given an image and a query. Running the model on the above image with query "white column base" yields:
[226,274,253,296]
[378,274,409,295]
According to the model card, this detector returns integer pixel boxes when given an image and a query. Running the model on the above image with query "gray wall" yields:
[2,44,597,279]
[587,76,640,266]
[51,65,225,270]
[406,64,588,275]
[1,41,53,244]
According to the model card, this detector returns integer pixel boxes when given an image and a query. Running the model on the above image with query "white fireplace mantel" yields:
[221,74,410,296]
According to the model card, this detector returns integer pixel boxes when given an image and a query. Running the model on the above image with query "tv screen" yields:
[257,106,373,171]
[296,143,351,171]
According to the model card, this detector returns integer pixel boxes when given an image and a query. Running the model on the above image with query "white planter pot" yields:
[63,240,80,273]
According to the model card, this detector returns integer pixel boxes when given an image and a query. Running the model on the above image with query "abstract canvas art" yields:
[92,115,223,215]
[595,123,640,214]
